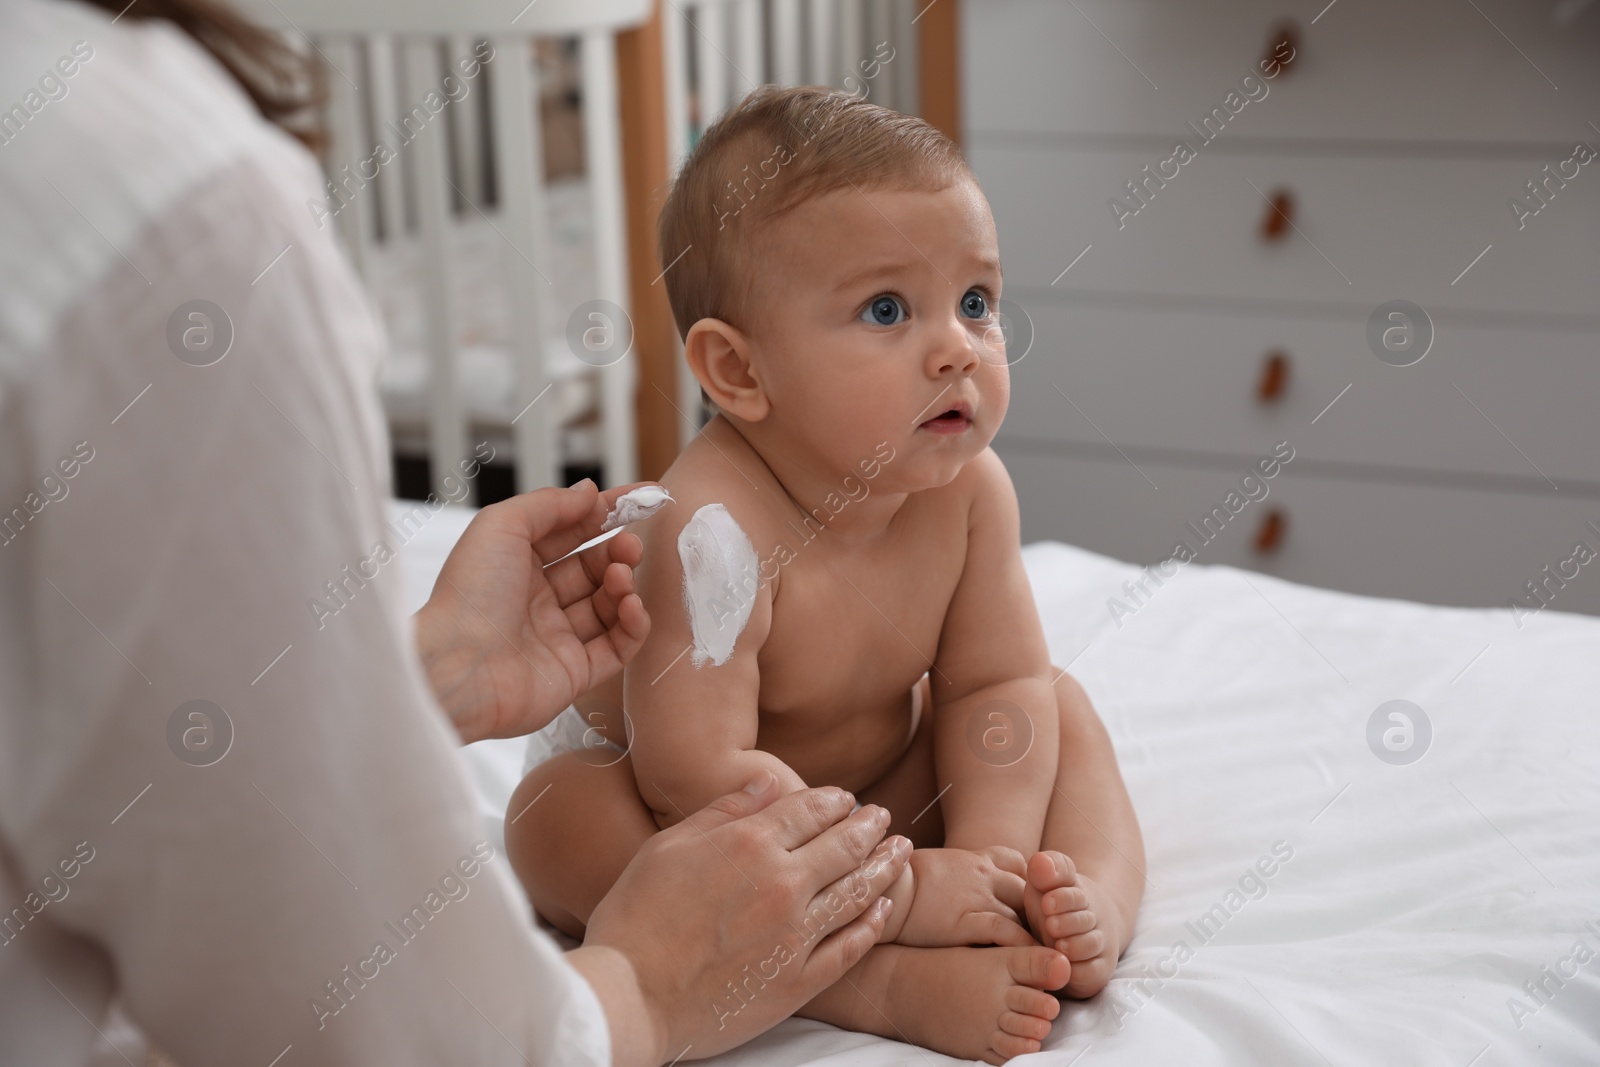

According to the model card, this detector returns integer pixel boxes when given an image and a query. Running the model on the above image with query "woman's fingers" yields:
[742,785,862,851]
[678,771,787,832]
[503,479,661,568]
[582,779,907,1061]
[547,530,644,614]
[580,590,650,682]
[557,551,639,644]
[798,896,894,990]
[798,835,910,946]
[488,480,608,563]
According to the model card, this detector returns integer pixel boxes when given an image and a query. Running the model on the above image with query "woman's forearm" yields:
[565,945,667,1067]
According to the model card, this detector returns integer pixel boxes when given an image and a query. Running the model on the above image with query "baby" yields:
[508,86,1144,1063]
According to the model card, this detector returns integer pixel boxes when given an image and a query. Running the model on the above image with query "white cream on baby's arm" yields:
[677,504,757,666]
[624,500,808,825]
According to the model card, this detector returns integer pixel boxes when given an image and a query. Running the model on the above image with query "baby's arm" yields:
[623,499,801,823]
[930,450,1060,856]
[624,495,920,939]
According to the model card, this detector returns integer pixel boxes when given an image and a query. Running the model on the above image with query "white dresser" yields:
[965,0,1600,617]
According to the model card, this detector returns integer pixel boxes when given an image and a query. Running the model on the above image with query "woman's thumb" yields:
[696,771,779,827]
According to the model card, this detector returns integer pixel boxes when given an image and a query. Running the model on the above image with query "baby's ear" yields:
[684,318,770,423]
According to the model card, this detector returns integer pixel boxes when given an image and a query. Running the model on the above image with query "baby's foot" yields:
[883,945,1068,1064]
[1023,851,1122,998]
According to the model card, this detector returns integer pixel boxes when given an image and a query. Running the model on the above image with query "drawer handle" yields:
[1264,21,1300,76]
[1256,349,1290,403]
[1253,508,1288,555]
[1260,189,1295,241]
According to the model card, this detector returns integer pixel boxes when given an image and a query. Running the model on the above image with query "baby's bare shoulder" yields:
[907,447,1018,533]
[636,421,795,567]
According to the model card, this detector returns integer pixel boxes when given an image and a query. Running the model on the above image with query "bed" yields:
[391,500,1600,1066]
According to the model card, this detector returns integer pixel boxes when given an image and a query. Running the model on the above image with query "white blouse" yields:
[0,1,610,1064]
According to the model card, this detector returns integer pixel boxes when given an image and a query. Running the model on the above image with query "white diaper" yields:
[907,676,924,746]
[522,705,625,775]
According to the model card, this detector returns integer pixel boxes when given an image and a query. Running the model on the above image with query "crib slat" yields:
[806,0,834,85]
[867,0,895,110]
[892,0,919,117]
[447,36,487,209]
[321,38,376,279]
[489,35,560,493]
[731,0,764,100]
[662,1,691,170]
[694,1,729,130]
[771,0,802,86]
[366,35,409,240]
[403,40,469,500]
[581,28,638,488]
[664,6,702,448]
[836,0,863,87]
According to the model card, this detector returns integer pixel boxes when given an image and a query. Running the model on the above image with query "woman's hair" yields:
[79,0,325,148]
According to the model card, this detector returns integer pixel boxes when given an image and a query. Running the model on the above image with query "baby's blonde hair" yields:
[658,85,970,339]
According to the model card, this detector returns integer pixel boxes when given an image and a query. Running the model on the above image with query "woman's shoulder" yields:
[0,0,314,361]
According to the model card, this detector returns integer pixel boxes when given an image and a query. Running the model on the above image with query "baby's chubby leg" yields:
[854,675,942,847]
[802,942,1068,1065]
[505,751,657,938]
[1022,669,1146,998]
[801,677,1065,1062]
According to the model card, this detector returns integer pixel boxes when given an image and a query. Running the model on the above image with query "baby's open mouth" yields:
[919,403,973,434]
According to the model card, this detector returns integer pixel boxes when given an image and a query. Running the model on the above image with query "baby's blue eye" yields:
[860,295,907,326]
[960,290,989,320]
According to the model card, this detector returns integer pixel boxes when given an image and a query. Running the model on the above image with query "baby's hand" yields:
[894,847,1037,948]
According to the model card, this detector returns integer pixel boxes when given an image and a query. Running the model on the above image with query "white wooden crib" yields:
[239,0,929,501]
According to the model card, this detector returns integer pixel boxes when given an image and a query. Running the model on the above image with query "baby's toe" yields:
[1065,955,1117,999]
[988,1031,1044,1063]
[979,1036,1043,1067]
[1057,928,1107,961]
[999,1010,1053,1042]
[1025,850,1077,895]
[1007,945,1072,991]
[1005,983,1062,1022]
[1041,885,1089,916]
[1044,908,1097,942]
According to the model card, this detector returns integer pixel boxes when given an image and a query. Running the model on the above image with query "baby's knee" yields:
[504,757,578,885]
[1049,668,1091,718]
[505,753,658,927]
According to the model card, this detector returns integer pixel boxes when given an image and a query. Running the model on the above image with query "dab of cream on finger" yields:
[601,485,674,531]
[677,503,758,667]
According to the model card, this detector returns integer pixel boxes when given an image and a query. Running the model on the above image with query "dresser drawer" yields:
[1001,447,1600,618]
[974,144,1600,316]
[999,301,1600,487]
[965,0,1600,145]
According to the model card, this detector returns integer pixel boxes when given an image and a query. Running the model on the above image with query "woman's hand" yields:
[413,480,653,745]
[567,773,912,1067]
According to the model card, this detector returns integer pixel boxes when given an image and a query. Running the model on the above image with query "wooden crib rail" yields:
[239,0,955,494]
[239,0,648,499]
[237,0,650,35]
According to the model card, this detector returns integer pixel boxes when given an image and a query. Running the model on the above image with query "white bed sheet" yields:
[390,500,1600,1066]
